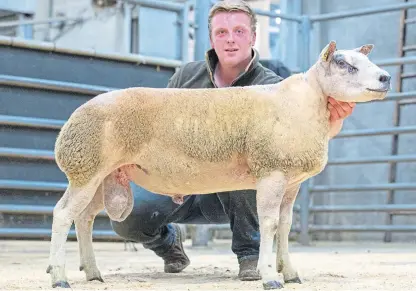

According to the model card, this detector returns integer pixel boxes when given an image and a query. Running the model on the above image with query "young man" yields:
[111,0,354,281]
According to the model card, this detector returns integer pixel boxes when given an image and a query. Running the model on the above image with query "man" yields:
[111,0,354,281]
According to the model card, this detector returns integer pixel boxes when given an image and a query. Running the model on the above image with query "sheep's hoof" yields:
[262,280,284,290]
[88,276,104,283]
[79,265,84,271]
[52,281,71,288]
[285,277,302,284]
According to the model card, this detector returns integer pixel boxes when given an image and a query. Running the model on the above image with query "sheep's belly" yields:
[123,162,256,195]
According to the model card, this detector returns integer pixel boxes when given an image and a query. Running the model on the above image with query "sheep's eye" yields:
[348,66,358,73]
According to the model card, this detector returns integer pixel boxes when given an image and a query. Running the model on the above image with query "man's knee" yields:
[110,184,176,243]
[110,206,160,243]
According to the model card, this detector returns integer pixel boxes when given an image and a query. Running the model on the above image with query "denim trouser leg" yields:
[110,183,260,260]
[203,189,260,262]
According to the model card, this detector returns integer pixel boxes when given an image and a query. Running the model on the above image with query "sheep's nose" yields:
[379,74,391,84]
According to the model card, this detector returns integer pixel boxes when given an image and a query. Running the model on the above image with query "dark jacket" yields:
[167,48,284,89]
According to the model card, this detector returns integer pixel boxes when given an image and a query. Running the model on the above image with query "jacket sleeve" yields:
[166,67,183,88]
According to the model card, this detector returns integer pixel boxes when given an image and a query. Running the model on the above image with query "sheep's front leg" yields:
[256,171,287,290]
[75,183,105,282]
[276,184,302,284]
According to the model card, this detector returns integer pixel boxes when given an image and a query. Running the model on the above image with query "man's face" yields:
[210,11,256,68]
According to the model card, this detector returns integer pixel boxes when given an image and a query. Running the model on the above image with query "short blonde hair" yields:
[208,0,257,37]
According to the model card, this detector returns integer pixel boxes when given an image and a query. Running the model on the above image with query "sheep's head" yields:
[314,41,390,102]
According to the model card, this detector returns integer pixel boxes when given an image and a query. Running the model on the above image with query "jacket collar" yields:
[204,47,259,87]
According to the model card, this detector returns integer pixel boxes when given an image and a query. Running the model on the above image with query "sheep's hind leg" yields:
[75,183,105,282]
[46,178,101,289]
[256,171,287,290]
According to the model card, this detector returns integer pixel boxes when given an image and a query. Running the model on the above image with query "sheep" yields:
[46,41,390,290]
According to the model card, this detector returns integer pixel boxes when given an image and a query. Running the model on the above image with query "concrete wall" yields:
[33,0,127,52]
[302,0,416,242]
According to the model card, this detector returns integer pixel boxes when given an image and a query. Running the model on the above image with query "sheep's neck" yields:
[303,65,331,137]
[304,64,327,105]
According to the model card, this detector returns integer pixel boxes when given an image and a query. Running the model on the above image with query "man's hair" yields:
[208,0,258,37]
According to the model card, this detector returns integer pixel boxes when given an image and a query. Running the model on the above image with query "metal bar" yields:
[310,204,416,213]
[0,179,67,192]
[0,114,65,130]
[373,56,416,66]
[335,125,416,138]
[401,72,416,79]
[118,0,184,12]
[0,147,55,161]
[0,228,122,240]
[327,154,416,165]
[181,0,190,63]
[405,17,416,24]
[0,35,182,68]
[0,74,115,95]
[385,5,409,242]
[194,0,211,61]
[207,223,300,232]
[383,91,416,101]
[0,16,89,28]
[253,8,302,22]
[403,45,416,51]
[0,204,107,217]
[399,98,416,105]
[310,183,416,192]
[309,2,416,22]
[309,225,416,232]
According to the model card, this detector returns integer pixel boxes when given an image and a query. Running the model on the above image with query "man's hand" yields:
[327,97,355,122]
[327,97,356,138]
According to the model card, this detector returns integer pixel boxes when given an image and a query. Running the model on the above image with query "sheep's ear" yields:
[320,40,337,62]
[354,44,374,56]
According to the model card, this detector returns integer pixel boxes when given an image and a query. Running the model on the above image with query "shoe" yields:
[238,258,261,281]
[162,224,190,273]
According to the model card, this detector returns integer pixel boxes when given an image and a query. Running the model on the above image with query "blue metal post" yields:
[180,1,190,63]
[194,0,211,61]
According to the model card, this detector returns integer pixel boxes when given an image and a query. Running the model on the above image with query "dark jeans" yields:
[110,183,260,262]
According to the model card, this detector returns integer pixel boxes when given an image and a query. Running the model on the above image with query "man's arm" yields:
[327,97,356,138]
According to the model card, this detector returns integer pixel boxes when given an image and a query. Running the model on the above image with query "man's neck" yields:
[214,55,252,87]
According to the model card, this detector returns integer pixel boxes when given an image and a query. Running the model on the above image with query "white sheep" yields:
[46,41,390,290]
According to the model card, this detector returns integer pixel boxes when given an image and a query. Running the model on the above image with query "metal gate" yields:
[0,36,178,240]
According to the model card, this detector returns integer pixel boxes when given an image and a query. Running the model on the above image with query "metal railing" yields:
[290,3,416,245]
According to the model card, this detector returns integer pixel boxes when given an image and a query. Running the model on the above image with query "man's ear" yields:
[251,31,257,46]
[354,44,374,56]
[320,40,337,62]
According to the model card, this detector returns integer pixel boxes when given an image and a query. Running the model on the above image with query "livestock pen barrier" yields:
[0,0,416,246]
